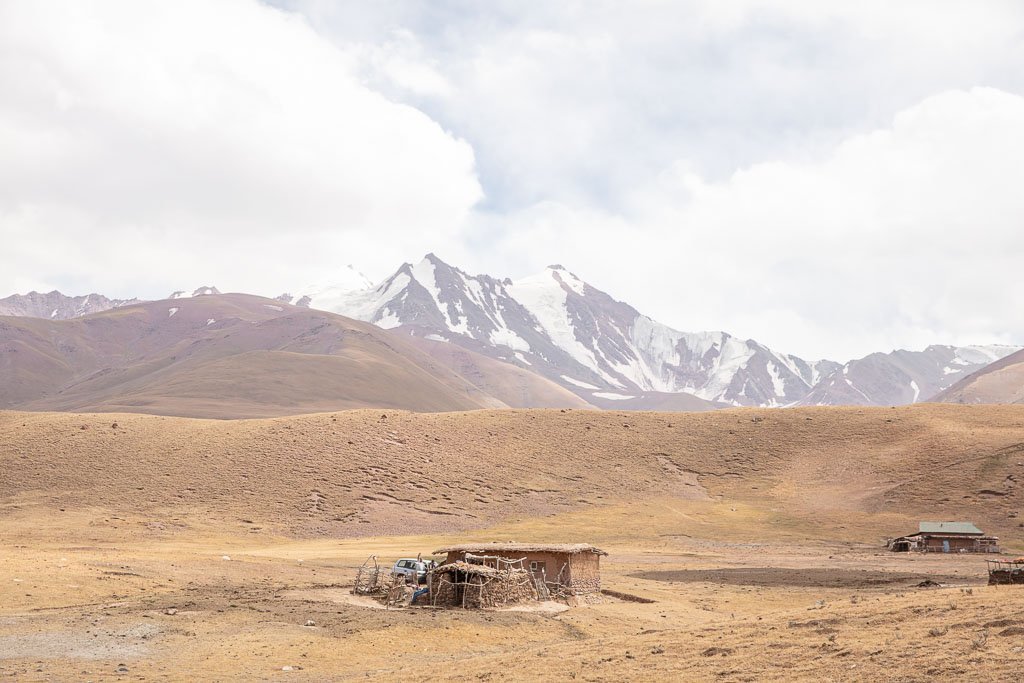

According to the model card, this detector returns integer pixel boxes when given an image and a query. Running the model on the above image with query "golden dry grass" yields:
[2,403,1024,681]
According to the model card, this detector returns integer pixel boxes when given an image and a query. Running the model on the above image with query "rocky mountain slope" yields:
[799,344,1020,406]
[290,254,1017,408]
[933,348,1024,404]
[0,290,139,319]
[0,292,584,417]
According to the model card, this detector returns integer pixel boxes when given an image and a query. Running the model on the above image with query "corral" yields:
[987,558,1024,585]
[428,560,538,608]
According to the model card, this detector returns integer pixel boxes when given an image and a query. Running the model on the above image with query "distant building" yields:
[433,542,607,594]
[888,522,1000,553]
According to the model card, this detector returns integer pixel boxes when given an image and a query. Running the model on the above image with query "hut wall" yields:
[920,535,985,552]
[567,553,601,594]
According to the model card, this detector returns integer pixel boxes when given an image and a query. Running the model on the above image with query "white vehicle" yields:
[392,558,428,584]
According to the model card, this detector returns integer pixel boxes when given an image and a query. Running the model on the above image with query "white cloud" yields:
[485,88,1024,360]
[0,0,482,297]
[3,1,1024,361]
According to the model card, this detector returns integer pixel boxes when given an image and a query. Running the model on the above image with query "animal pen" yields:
[987,558,1024,585]
[429,558,538,608]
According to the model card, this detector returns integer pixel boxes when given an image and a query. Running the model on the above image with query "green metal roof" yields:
[919,521,983,535]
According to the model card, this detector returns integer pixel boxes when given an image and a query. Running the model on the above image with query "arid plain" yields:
[3,404,1024,681]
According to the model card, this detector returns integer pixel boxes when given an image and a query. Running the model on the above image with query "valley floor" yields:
[2,504,1023,681]
[3,404,1024,680]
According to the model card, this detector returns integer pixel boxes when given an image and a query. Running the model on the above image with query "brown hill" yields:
[406,337,593,409]
[0,293,524,417]
[933,348,1024,404]
[3,404,1022,541]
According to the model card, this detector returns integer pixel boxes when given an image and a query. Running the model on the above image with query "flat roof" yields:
[434,542,608,556]
[918,521,983,535]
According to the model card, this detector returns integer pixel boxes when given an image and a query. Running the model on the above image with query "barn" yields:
[888,521,1000,553]
[433,542,607,595]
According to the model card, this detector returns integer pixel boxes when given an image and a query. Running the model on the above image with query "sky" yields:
[2,0,1024,360]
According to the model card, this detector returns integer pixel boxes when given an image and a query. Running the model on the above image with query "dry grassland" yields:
[2,404,1024,680]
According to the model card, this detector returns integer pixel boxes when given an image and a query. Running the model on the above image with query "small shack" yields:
[888,522,1000,553]
[433,543,607,595]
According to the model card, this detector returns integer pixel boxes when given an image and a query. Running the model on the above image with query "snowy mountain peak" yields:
[276,265,375,311]
[298,257,848,407]
[169,286,220,299]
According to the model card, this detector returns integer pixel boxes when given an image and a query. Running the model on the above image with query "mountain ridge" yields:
[3,257,1018,410]
[285,254,1017,409]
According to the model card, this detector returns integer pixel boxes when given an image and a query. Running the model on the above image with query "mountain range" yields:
[279,254,1018,409]
[1,254,1018,413]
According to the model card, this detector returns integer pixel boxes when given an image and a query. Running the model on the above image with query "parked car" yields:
[392,558,428,584]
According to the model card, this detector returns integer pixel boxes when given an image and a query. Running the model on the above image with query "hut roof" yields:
[918,521,983,535]
[434,542,608,556]
[434,561,524,577]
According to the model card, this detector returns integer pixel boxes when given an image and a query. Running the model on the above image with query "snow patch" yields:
[168,307,179,317]
[424,333,448,342]
[768,362,786,397]
[592,392,635,401]
[560,375,600,390]
[375,308,402,329]
[206,318,216,326]
[489,326,531,352]
[514,352,532,366]
[263,304,284,312]
[910,380,920,402]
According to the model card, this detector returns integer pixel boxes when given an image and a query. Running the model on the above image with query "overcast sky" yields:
[2,1,1024,360]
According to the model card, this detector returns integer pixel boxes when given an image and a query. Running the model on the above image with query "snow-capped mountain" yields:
[3,261,1017,410]
[0,290,140,319]
[277,266,373,310]
[289,254,1021,408]
[291,254,840,407]
[800,344,1021,406]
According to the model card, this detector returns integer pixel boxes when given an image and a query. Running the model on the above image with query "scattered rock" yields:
[304,620,315,627]
[701,647,731,657]
[165,608,177,615]
[221,555,231,561]
[917,580,941,588]
[111,422,118,429]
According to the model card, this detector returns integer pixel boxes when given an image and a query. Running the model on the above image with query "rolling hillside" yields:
[934,348,1024,404]
[3,404,1022,540]
[0,293,581,417]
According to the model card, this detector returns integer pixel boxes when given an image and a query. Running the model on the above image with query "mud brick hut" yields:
[433,543,607,595]
[888,522,1000,553]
